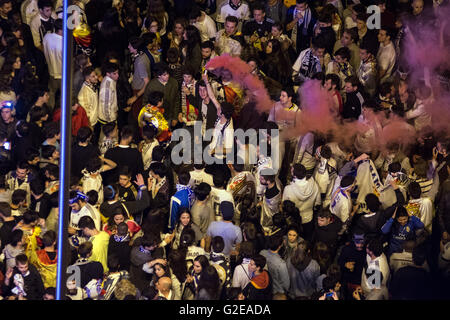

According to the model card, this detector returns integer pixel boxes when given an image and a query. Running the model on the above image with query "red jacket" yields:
[53,105,90,137]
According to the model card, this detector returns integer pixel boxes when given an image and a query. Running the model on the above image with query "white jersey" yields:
[210,187,234,221]
[70,203,101,231]
[189,169,214,188]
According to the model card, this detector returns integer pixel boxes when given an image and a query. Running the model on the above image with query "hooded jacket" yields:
[129,237,164,292]
[287,255,320,298]
[282,178,321,224]
[243,270,273,300]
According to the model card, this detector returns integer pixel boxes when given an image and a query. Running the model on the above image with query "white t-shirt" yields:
[210,187,235,221]
[43,32,62,79]
[216,2,250,30]
[194,12,217,41]
[189,169,214,187]
[209,119,234,160]
[70,203,101,231]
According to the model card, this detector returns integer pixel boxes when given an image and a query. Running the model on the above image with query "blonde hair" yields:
[114,279,137,300]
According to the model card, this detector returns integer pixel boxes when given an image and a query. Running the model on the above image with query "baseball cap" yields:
[353,233,365,244]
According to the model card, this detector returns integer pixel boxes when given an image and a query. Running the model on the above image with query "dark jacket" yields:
[108,237,132,271]
[343,90,364,120]
[315,26,336,56]
[2,264,45,300]
[311,214,343,250]
[187,91,217,132]
[129,237,164,292]
[338,242,366,285]
[70,259,104,288]
[71,143,100,179]
[389,266,432,300]
[103,145,144,186]
[184,44,202,78]
[100,188,150,221]
[353,188,405,238]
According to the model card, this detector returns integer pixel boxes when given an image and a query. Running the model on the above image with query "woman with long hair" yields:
[160,17,186,62]
[171,207,202,250]
[9,15,48,87]
[144,0,169,36]
[181,25,202,76]
[261,39,292,87]
[196,265,221,300]
[184,254,209,299]
[286,240,321,299]
[103,210,141,238]
[178,228,206,271]
[148,261,170,288]
[241,221,266,254]
[282,200,302,229]
[312,241,333,275]
[0,70,16,104]
[167,249,187,300]
[123,0,142,38]
[164,17,186,52]
[3,49,24,96]
[281,224,304,261]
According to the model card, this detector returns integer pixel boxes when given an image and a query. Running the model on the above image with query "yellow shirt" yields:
[89,231,110,273]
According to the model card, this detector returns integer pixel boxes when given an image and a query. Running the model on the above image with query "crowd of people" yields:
[0,0,448,301]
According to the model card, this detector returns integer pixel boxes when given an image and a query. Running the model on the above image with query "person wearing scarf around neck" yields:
[330,175,359,235]
[286,0,317,53]
[243,254,273,300]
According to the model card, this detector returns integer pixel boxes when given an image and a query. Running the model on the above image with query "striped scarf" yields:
[364,159,383,196]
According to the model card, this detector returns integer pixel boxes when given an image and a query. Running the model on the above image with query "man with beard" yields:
[200,41,217,74]
[357,42,378,98]
[78,66,99,141]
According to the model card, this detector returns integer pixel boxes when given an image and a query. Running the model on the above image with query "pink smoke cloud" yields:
[204,54,274,113]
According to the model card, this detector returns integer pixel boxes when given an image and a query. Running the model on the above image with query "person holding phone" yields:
[0,131,13,175]
[318,276,339,300]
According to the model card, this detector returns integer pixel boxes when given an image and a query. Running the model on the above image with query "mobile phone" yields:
[326,292,334,297]
[3,142,10,150]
